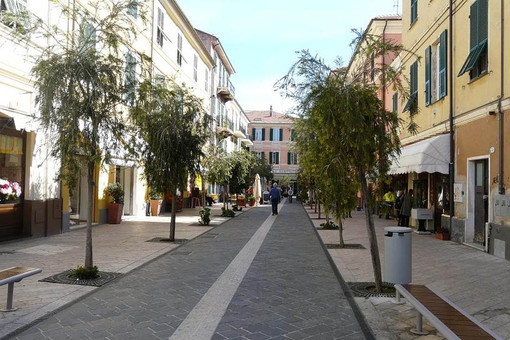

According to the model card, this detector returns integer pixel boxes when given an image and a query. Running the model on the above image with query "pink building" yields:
[246,108,298,190]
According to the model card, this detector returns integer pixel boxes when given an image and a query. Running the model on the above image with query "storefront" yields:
[0,117,26,240]
[390,134,450,230]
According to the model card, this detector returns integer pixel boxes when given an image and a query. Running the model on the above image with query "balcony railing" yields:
[217,80,235,102]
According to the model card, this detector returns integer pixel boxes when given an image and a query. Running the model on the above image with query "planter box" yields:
[435,233,450,241]
[108,203,124,224]
[150,200,162,216]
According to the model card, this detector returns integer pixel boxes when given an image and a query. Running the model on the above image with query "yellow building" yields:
[393,0,510,259]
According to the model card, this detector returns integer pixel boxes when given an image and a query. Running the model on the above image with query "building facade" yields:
[246,108,298,190]
[392,0,510,259]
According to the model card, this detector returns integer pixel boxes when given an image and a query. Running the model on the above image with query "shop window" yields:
[413,179,428,208]
[0,133,23,204]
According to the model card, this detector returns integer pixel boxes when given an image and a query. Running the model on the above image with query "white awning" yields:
[390,134,450,175]
[233,130,246,139]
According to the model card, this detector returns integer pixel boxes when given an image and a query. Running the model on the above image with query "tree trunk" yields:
[338,218,345,248]
[85,161,94,270]
[359,166,383,292]
[201,177,206,209]
[318,199,321,219]
[314,192,317,213]
[170,186,177,241]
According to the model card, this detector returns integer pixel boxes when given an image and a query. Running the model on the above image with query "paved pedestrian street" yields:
[8,201,370,340]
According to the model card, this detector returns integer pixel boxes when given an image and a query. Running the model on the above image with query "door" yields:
[474,159,488,245]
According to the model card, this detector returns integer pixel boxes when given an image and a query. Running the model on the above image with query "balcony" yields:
[217,81,235,102]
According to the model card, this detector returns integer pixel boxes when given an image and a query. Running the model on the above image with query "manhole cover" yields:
[40,270,122,287]
[347,281,396,298]
[146,238,188,244]
[325,244,365,249]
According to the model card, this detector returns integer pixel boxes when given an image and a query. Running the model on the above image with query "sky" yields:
[179,0,401,114]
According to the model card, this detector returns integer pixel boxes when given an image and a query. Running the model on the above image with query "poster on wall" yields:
[454,183,464,203]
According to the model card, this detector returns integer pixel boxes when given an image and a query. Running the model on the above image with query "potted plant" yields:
[150,192,163,216]
[248,195,256,206]
[104,183,124,224]
[435,228,450,240]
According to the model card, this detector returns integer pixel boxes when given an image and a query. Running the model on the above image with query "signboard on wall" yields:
[453,183,464,203]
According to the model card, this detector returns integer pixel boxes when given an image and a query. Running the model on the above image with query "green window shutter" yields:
[410,0,418,25]
[287,152,291,165]
[252,128,256,140]
[269,128,273,141]
[279,128,283,141]
[276,152,279,165]
[478,0,488,43]
[269,152,273,164]
[470,1,478,49]
[439,30,447,98]
[425,46,431,106]
[392,93,398,113]
[262,128,265,140]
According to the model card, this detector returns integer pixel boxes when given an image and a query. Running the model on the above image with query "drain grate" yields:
[325,243,365,249]
[347,281,396,298]
[146,238,188,244]
[40,270,122,287]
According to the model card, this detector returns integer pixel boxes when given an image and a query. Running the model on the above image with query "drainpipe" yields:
[499,0,505,194]
[449,0,455,227]
[382,20,389,108]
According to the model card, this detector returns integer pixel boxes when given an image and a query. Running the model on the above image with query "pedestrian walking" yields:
[288,187,293,203]
[269,183,281,215]
[381,188,396,219]
[400,189,413,227]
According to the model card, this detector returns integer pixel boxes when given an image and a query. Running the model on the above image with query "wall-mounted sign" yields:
[454,183,464,203]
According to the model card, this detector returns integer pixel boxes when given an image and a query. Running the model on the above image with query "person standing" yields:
[269,183,281,215]
[382,188,396,219]
[288,187,294,203]
[400,189,413,227]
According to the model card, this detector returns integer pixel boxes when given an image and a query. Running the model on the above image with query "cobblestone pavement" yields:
[7,202,370,339]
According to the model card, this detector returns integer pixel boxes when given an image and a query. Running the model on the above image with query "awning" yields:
[241,138,253,146]
[389,134,450,175]
[233,130,246,139]
[0,110,35,132]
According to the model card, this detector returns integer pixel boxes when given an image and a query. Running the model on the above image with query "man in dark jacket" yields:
[269,183,281,215]
[400,189,413,227]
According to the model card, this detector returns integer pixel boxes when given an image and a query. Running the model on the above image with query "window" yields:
[425,30,448,106]
[177,33,183,66]
[458,0,488,80]
[287,152,298,165]
[290,129,296,141]
[80,20,96,53]
[403,60,418,114]
[410,0,418,26]
[392,92,398,113]
[156,8,164,47]
[204,69,209,92]
[127,0,138,18]
[252,128,265,141]
[193,55,198,82]
[270,128,283,141]
[254,151,265,160]
[124,52,137,104]
[1,0,26,13]
[269,152,279,165]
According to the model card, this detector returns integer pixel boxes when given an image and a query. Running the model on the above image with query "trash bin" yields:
[384,226,412,284]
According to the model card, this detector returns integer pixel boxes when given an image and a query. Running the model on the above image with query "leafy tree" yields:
[277,32,412,292]
[131,79,210,241]
[249,156,273,184]
[7,0,147,271]
[202,146,233,210]
[229,149,256,196]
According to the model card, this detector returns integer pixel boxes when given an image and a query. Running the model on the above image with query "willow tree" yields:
[277,32,413,292]
[5,0,148,273]
[131,79,210,242]
[229,149,256,196]
[203,146,233,210]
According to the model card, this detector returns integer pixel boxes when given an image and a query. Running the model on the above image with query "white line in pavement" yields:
[169,199,285,340]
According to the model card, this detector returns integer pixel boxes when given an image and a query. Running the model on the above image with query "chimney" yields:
[269,105,273,117]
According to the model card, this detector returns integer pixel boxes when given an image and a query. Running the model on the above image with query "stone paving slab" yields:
[6,206,270,339]
[213,202,370,340]
[0,203,237,339]
[305,205,510,340]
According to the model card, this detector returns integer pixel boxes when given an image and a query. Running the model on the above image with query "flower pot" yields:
[108,203,124,224]
[435,233,450,241]
[249,201,255,207]
[150,199,163,216]
[237,200,245,207]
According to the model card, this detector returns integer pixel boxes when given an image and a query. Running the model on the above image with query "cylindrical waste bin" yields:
[384,226,412,284]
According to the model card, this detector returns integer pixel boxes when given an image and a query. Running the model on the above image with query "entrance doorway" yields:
[115,166,134,215]
[69,170,88,224]
[474,159,488,245]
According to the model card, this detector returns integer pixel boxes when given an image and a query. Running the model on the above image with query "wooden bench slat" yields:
[397,284,501,340]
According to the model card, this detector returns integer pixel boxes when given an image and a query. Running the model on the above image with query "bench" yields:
[0,267,42,312]
[395,284,502,339]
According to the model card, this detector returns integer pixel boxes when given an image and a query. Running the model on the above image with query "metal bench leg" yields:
[411,310,428,335]
[1,282,18,312]
[393,290,405,305]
